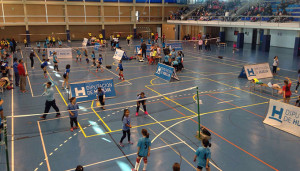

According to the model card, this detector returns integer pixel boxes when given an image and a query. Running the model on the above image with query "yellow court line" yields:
[91,100,112,132]
[115,75,155,85]
[85,101,268,138]
[34,51,87,136]
[149,76,204,86]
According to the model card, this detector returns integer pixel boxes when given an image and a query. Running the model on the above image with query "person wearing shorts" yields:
[273,56,279,75]
[132,129,151,171]
[194,139,211,171]
[282,77,292,104]
[76,49,82,62]
[91,51,96,67]
[84,49,89,64]
[41,59,49,78]
[62,64,70,89]
[96,54,103,72]
[97,87,105,110]
[136,92,148,116]
[53,52,59,71]
[116,60,124,80]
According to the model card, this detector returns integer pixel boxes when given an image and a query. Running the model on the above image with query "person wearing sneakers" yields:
[67,97,79,132]
[29,50,35,69]
[96,54,104,72]
[116,60,125,80]
[132,129,151,171]
[119,109,133,147]
[53,52,59,71]
[41,59,49,78]
[136,92,148,116]
[62,64,70,89]
[40,82,61,120]
[97,87,105,110]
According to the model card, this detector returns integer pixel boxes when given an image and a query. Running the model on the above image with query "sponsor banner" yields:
[263,99,300,137]
[113,49,128,60]
[241,63,273,80]
[47,48,72,59]
[135,45,152,53]
[154,63,179,82]
[166,43,183,51]
[70,79,116,102]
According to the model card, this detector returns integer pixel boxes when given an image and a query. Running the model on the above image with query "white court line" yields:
[103,67,132,85]
[148,112,222,171]
[21,50,34,97]
[37,121,51,171]
[217,100,233,104]
[11,61,15,171]
[64,142,183,171]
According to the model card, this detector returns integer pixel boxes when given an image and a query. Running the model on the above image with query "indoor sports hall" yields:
[0,0,300,171]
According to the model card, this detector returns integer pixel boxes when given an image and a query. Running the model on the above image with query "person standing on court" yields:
[67,97,79,132]
[295,69,300,93]
[17,59,27,93]
[13,58,19,87]
[132,129,151,171]
[272,56,279,75]
[97,87,105,110]
[29,50,35,69]
[136,92,148,116]
[141,42,147,59]
[119,109,133,147]
[40,81,61,119]
[194,139,211,171]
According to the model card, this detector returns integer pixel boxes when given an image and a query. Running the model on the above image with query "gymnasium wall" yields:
[0,26,26,42]
[180,25,204,40]
[162,24,175,40]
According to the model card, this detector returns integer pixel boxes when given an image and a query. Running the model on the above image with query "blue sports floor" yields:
[1,39,300,171]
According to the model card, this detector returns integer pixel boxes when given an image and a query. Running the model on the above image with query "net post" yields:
[4,117,10,171]
[197,87,201,139]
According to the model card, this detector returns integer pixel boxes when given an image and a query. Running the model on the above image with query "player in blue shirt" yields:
[119,109,133,147]
[62,64,70,89]
[41,59,49,78]
[67,97,79,132]
[136,92,148,116]
[84,49,89,64]
[36,42,41,53]
[116,60,124,80]
[133,129,151,171]
[53,52,59,71]
[171,60,179,72]
[140,36,143,43]
[96,54,104,72]
[91,51,96,67]
[13,58,19,87]
[164,54,170,66]
[76,49,82,62]
[194,139,211,171]
[42,49,46,61]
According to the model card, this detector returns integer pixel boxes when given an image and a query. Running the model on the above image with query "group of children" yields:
[163,48,184,72]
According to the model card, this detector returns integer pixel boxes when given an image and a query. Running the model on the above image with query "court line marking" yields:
[115,75,155,85]
[37,121,51,171]
[91,100,112,132]
[103,67,132,85]
[145,109,222,171]
[147,127,197,170]
[217,100,233,104]
[11,57,15,171]
[64,142,184,171]
[85,101,268,138]
[146,86,278,171]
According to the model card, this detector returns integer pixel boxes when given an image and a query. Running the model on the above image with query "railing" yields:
[168,15,300,28]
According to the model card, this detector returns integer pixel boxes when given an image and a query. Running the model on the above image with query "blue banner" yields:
[167,43,183,51]
[70,79,116,102]
[135,44,152,53]
[154,63,175,82]
[94,43,100,51]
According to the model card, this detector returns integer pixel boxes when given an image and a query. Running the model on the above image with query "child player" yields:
[132,129,151,171]
[41,59,49,78]
[91,51,96,67]
[96,54,104,72]
[116,60,124,80]
[76,48,81,62]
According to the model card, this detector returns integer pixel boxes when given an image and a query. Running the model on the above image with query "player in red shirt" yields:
[282,77,292,104]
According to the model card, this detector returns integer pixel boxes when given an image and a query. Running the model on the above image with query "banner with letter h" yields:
[154,63,179,82]
[70,78,116,103]
[263,99,300,137]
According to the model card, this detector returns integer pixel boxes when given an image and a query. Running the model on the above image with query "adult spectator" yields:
[13,58,19,87]
[40,81,61,120]
[17,59,27,93]
[141,42,147,59]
